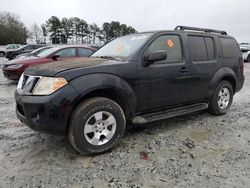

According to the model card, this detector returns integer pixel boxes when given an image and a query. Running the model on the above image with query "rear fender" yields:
[208,67,236,98]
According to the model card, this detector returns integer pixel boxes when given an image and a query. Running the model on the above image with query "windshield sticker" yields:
[115,44,125,52]
[131,35,148,41]
[166,39,174,48]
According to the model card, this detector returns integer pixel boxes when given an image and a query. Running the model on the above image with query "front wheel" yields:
[68,97,126,155]
[0,51,5,57]
[208,81,233,115]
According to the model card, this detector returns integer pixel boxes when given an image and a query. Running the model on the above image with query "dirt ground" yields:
[0,57,250,188]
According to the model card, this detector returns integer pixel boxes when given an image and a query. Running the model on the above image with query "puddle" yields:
[188,130,210,141]
[180,127,211,142]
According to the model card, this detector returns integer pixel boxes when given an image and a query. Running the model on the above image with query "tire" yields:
[208,81,233,115]
[68,97,126,155]
[247,55,250,62]
[0,52,4,57]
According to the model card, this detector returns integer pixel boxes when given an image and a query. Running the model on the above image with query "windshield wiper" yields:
[94,56,120,61]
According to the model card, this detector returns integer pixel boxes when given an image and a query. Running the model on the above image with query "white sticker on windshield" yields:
[131,35,148,41]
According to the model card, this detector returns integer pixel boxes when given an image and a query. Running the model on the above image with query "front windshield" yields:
[91,33,152,59]
[32,47,52,55]
[37,47,60,57]
[15,45,27,50]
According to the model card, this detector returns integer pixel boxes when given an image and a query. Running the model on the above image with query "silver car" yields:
[239,43,250,62]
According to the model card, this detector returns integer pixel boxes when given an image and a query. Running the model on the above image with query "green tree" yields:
[46,16,61,44]
[41,24,47,43]
[101,21,137,43]
[89,23,100,44]
[61,17,73,44]
[0,12,28,45]
[43,16,137,44]
[102,22,112,43]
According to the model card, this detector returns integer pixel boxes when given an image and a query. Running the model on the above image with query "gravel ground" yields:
[0,57,250,188]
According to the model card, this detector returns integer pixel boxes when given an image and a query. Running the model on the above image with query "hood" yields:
[4,56,41,65]
[25,57,107,76]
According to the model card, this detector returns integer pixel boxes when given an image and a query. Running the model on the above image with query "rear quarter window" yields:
[219,38,241,58]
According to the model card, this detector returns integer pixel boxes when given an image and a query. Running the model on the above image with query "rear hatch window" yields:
[219,38,241,58]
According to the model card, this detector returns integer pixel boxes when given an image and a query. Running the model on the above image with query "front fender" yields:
[69,73,137,116]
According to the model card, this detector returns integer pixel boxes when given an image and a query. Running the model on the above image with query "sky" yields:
[1,0,250,42]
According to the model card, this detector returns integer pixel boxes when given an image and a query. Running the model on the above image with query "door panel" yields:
[149,63,190,109]
[187,35,222,102]
[138,34,191,111]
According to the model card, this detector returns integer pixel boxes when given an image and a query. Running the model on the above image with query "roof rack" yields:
[174,26,227,35]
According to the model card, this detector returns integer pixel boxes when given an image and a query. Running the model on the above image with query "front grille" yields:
[22,75,29,89]
[18,74,41,94]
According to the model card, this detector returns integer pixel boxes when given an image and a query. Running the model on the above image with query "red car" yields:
[2,45,96,80]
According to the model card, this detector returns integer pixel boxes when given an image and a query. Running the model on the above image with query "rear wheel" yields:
[0,51,4,57]
[208,81,233,115]
[68,97,126,155]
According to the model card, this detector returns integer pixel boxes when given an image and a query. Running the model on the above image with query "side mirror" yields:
[51,54,60,61]
[144,50,167,65]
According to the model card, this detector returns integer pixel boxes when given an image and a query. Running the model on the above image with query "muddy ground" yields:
[0,57,250,188]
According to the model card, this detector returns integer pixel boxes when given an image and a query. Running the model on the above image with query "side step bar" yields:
[132,103,208,124]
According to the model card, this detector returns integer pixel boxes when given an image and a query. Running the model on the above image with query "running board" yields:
[132,103,208,124]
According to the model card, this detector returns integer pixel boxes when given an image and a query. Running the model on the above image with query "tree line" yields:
[40,16,137,44]
[0,12,28,45]
[0,12,137,45]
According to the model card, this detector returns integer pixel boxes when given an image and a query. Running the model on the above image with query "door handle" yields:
[179,67,190,73]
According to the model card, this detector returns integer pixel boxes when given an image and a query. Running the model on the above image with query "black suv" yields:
[15,26,244,155]
[5,44,45,60]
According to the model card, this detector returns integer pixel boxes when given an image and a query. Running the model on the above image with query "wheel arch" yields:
[208,67,237,98]
[66,74,137,132]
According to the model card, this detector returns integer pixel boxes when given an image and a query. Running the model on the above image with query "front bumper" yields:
[15,84,79,135]
[2,66,23,80]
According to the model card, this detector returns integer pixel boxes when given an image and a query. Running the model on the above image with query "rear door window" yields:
[78,48,94,57]
[188,36,216,62]
[219,38,241,58]
[205,37,215,60]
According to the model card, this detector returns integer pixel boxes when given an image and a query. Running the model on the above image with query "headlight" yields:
[33,77,68,95]
[6,64,23,69]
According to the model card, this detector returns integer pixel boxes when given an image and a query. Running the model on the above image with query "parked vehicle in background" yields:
[2,45,96,80]
[16,46,53,59]
[239,43,250,62]
[15,26,244,155]
[5,44,45,60]
[0,44,21,57]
